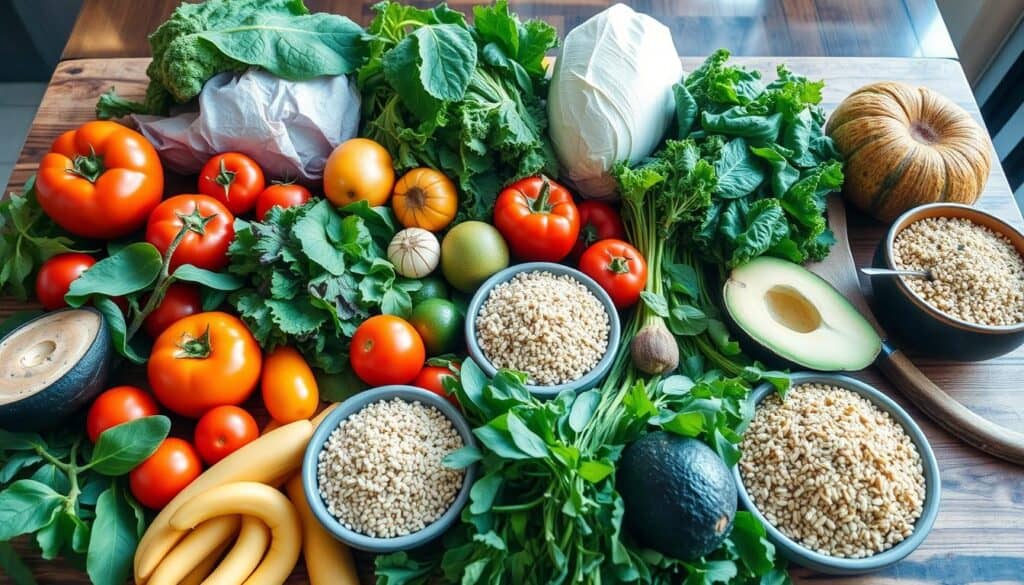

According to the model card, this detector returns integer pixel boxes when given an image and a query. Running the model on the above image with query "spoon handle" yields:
[860,267,930,278]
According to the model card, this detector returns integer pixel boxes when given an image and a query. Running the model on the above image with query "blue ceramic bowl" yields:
[464,262,621,399]
[301,386,477,553]
[733,372,941,575]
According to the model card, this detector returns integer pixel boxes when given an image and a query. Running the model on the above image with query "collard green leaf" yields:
[714,138,766,200]
[87,484,138,585]
[0,480,64,540]
[702,108,782,142]
[65,243,162,306]
[87,416,170,476]
[750,144,800,198]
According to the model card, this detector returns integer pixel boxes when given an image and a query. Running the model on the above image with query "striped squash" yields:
[826,81,992,222]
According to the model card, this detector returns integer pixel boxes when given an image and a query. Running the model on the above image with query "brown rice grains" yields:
[892,216,1024,326]
[316,398,465,538]
[739,384,926,558]
[475,271,610,385]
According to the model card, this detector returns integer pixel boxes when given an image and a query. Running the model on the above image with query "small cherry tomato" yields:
[494,175,580,262]
[193,405,259,465]
[570,201,626,261]
[579,239,648,309]
[261,346,319,424]
[86,386,160,443]
[412,364,460,406]
[256,183,312,221]
[129,438,203,509]
[143,283,203,338]
[350,315,425,386]
[146,194,235,271]
[198,153,265,216]
[35,253,96,310]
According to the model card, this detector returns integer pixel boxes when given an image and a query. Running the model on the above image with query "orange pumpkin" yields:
[826,81,992,222]
[391,168,458,232]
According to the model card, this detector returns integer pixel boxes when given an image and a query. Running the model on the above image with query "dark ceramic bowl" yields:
[872,203,1024,361]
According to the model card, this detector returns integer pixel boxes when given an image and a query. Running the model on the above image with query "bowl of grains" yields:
[735,372,941,574]
[871,203,1024,360]
[465,262,621,399]
[301,386,477,553]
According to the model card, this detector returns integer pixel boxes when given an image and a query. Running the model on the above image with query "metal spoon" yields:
[860,267,933,280]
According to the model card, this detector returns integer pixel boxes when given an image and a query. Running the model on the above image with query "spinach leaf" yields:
[86,416,171,476]
[87,484,139,585]
[65,243,163,306]
[0,480,64,540]
[171,264,243,291]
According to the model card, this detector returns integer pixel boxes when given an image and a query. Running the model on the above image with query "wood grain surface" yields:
[3,56,1024,585]
[62,0,958,61]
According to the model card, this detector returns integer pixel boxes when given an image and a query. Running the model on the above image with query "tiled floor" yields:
[0,82,46,190]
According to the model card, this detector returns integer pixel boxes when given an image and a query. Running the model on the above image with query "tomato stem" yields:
[607,255,631,275]
[175,325,212,359]
[214,158,236,201]
[530,177,553,214]
[68,146,104,183]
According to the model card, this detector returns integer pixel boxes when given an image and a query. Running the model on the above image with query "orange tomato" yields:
[350,315,425,386]
[391,168,458,232]
[323,138,395,207]
[147,311,262,418]
[86,386,160,443]
[261,347,319,424]
[193,405,259,465]
[37,121,163,239]
[129,438,203,509]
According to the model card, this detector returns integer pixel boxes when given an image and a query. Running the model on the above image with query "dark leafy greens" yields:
[359,0,558,220]
[227,199,421,374]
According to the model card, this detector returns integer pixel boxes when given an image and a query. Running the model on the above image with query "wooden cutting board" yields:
[3,57,1024,585]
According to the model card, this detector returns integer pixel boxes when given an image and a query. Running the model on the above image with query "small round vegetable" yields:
[198,153,266,216]
[146,194,236,271]
[350,315,425,386]
[410,275,449,305]
[323,138,395,207]
[579,239,647,308]
[412,364,460,406]
[148,311,262,418]
[143,283,203,338]
[261,346,319,424]
[409,298,462,356]
[35,253,96,310]
[631,322,679,375]
[441,221,509,292]
[256,182,312,221]
[388,228,440,278]
[392,168,458,232]
[494,175,580,262]
[571,201,626,261]
[193,405,259,465]
[129,437,203,509]
[86,385,160,443]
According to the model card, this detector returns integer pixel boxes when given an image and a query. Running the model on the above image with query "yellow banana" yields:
[148,516,240,585]
[311,403,338,428]
[285,475,358,585]
[202,515,271,585]
[180,538,231,585]
[134,420,313,581]
[171,482,302,585]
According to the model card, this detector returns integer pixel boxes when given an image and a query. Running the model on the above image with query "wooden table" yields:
[4,54,1023,585]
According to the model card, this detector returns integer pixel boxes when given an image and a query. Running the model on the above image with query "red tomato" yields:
[193,405,259,465]
[129,438,203,509]
[350,315,425,386]
[198,153,265,216]
[493,176,580,262]
[412,364,460,406]
[86,386,160,443]
[579,239,648,309]
[143,283,203,338]
[146,194,235,271]
[35,253,96,310]
[256,183,312,221]
[570,201,627,261]
[261,346,319,424]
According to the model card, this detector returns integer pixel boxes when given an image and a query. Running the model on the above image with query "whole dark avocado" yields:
[617,431,737,560]
[0,308,112,431]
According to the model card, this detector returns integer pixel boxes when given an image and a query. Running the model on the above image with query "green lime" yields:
[409,298,463,356]
[441,221,509,292]
[410,275,449,305]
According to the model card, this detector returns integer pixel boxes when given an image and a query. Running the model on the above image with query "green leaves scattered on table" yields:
[228,199,421,374]
[0,417,170,585]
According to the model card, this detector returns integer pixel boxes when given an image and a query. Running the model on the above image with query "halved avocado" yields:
[723,256,881,371]
[0,308,112,431]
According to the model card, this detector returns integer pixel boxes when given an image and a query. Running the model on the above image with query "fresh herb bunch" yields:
[376,360,786,584]
[359,0,559,220]
[227,199,421,374]
[0,178,95,300]
[97,0,367,118]
[0,417,171,585]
